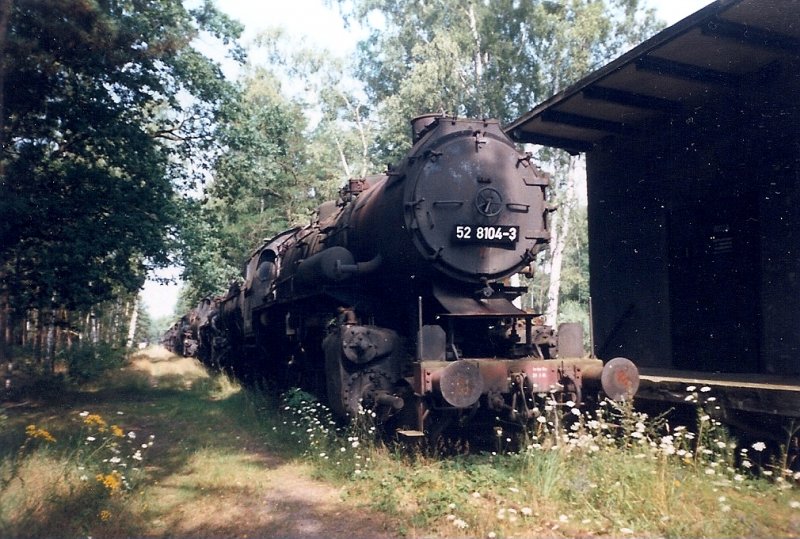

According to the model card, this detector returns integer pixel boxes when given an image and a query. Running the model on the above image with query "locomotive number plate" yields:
[453,225,519,244]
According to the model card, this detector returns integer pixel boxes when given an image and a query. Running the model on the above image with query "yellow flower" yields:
[25,424,56,443]
[110,425,124,438]
[99,510,112,521]
[96,471,123,494]
[83,414,107,432]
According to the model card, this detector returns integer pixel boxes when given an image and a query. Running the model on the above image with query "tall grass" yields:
[277,387,800,538]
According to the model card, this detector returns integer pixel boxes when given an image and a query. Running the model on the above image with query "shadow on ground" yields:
[0,346,400,539]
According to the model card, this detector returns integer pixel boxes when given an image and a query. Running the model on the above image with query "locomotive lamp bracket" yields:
[475,278,495,299]
[473,131,487,150]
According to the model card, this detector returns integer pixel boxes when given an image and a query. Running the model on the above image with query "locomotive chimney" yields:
[410,113,443,143]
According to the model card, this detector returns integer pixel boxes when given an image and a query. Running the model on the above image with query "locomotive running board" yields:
[433,282,528,317]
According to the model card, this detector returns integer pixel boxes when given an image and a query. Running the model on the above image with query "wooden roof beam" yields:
[635,55,742,86]
[582,86,683,113]
[702,17,800,54]
[540,109,635,136]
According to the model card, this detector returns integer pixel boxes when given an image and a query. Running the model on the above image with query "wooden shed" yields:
[506,0,800,379]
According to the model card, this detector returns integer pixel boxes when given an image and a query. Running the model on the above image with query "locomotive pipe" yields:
[294,246,355,284]
[294,248,381,284]
[336,253,383,276]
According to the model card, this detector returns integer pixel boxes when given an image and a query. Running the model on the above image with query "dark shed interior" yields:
[506,0,800,375]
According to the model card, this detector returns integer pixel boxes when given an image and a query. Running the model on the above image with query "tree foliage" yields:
[0,0,243,363]
[179,31,375,304]
[339,0,662,164]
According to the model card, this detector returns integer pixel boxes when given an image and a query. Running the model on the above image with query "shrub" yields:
[60,343,126,383]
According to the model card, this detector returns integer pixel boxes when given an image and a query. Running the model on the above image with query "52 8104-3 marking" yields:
[453,225,519,244]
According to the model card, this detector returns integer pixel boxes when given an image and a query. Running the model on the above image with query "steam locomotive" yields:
[168,114,639,437]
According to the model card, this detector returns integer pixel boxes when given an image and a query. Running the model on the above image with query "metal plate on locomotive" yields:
[453,225,519,244]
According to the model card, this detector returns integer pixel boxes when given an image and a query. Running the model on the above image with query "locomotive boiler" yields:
[188,114,639,437]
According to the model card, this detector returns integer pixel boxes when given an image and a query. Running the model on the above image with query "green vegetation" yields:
[0,348,291,538]
[59,342,128,383]
[282,388,800,538]
[0,0,244,367]
[0,0,665,367]
[339,0,662,165]
[3,349,797,538]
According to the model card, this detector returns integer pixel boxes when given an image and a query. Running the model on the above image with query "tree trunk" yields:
[0,0,17,363]
[0,289,8,365]
[544,155,580,327]
[90,311,99,344]
[0,0,13,165]
[466,1,483,114]
[126,295,139,349]
[33,310,43,364]
[45,307,56,374]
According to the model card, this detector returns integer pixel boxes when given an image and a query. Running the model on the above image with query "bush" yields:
[61,343,126,383]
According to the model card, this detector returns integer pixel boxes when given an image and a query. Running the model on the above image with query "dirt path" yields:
[146,458,398,539]
[125,347,401,539]
[1,347,403,539]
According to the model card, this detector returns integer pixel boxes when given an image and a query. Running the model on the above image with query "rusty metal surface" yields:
[403,117,550,282]
[431,360,484,407]
[599,357,640,400]
[415,357,608,400]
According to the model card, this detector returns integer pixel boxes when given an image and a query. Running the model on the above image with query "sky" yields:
[141,0,713,320]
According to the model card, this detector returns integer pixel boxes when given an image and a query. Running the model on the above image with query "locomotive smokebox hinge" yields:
[404,198,424,209]
[423,150,443,162]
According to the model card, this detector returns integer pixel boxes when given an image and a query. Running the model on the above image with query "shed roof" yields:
[504,0,800,154]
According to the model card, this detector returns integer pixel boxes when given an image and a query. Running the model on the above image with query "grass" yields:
[280,387,800,538]
[1,347,800,538]
[0,348,376,538]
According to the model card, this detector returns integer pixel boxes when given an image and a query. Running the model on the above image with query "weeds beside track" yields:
[1,346,799,538]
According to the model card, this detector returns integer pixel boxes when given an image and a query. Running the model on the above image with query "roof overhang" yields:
[505,0,800,154]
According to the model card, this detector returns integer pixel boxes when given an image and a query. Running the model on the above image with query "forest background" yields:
[0,0,703,369]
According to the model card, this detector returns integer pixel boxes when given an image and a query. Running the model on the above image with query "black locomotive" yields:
[168,114,639,436]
